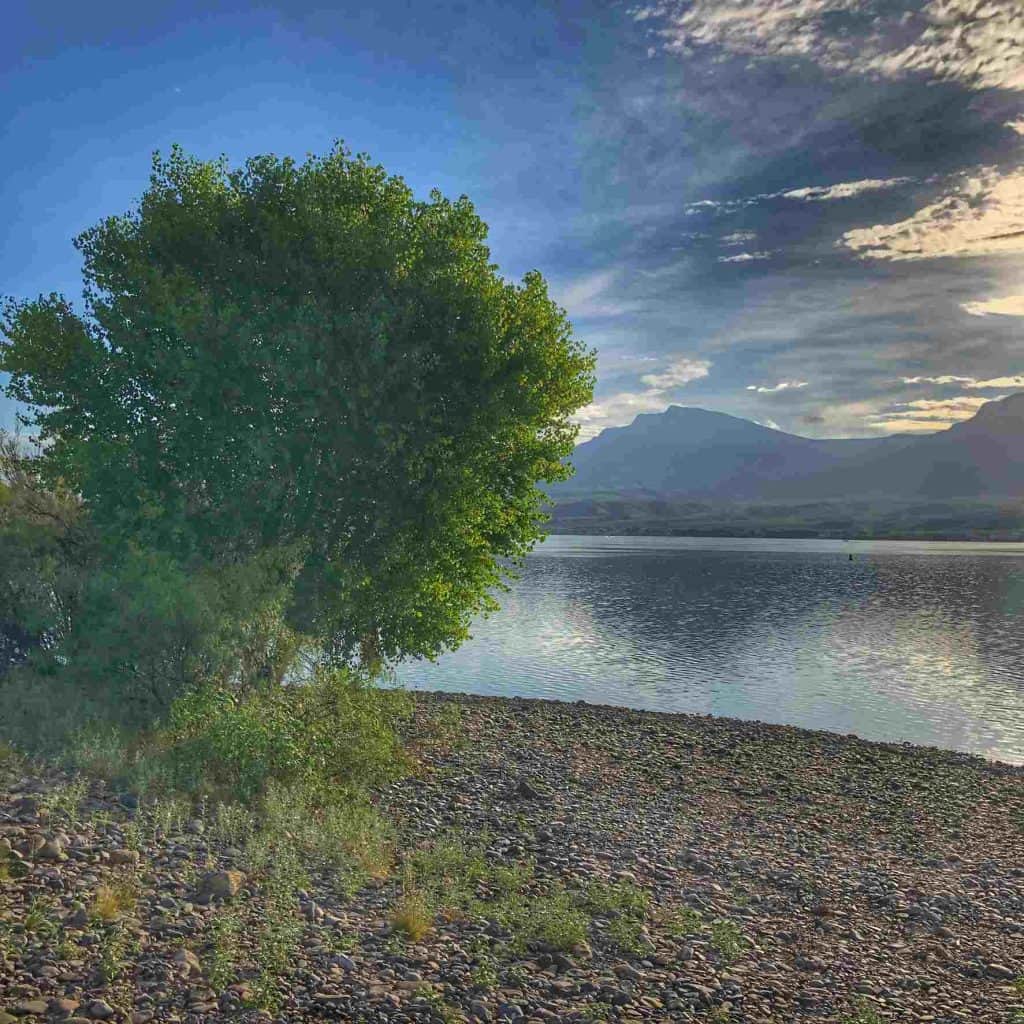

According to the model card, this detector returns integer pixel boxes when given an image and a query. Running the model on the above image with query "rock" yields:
[84,1000,116,1020]
[985,963,1016,980]
[129,1013,153,1024]
[11,1002,49,1017]
[108,849,140,867]
[48,998,80,1018]
[172,948,202,978]
[334,953,356,972]
[36,838,66,861]
[197,869,245,899]
[515,778,544,800]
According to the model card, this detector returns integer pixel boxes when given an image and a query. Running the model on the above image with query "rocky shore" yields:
[2,692,1023,1023]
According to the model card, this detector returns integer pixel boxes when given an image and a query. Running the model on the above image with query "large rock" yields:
[197,869,246,900]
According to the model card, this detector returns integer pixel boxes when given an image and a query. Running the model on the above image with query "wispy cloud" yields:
[841,167,1024,261]
[720,230,756,246]
[687,177,913,216]
[962,295,1024,317]
[902,373,1024,388]
[746,380,809,393]
[574,356,711,439]
[640,357,712,389]
[717,251,773,263]
[553,268,632,319]
[635,0,1024,92]
[868,394,1001,433]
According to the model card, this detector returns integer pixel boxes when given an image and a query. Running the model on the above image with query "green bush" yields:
[146,668,412,804]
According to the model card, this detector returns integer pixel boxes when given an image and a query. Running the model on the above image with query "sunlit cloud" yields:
[634,0,1024,92]
[640,357,712,389]
[962,295,1024,317]
[903,373,1024,388]
[574,356,712,439]
[746,380,808,393]
[868,394,1001,433]
[841,167,1024,261]
[780,178,914,202]
[721,230,756,246]
[687,177,914,216]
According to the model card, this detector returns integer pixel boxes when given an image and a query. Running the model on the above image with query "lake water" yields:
[397,535,1024,765]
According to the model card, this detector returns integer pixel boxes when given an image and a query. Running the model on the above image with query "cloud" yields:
[640,357,712,389]
[1008,120,1024,137]
[867,394,1001,432]
[901,374,976,385]
[962,294,1024,317]
[553,268,631,319]
[574,355,712,438]
[717,251,773,263]
[635,0,1024,92]
[721,230,756,246]
[902,373,1024,388]
[687,177,914,216]
[780,178,914,202]
[746,380,809,393]
[841,166,1024,261]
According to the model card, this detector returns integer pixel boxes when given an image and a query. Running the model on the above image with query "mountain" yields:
[556,393,1024,502]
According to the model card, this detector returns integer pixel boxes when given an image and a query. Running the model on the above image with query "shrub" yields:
[148,668,412,804]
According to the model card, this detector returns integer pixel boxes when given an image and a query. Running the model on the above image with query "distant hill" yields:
[549,393,1024,539]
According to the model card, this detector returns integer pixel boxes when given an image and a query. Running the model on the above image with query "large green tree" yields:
[1,143,594,664]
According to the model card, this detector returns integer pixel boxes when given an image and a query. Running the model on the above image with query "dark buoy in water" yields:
[848,553,853,561]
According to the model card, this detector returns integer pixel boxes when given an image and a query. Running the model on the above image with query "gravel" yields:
[1,691,1022,1022]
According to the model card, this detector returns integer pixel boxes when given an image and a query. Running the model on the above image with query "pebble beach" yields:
[2,691,1023,1023]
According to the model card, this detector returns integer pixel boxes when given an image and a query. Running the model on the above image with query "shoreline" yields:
[2,691,1023,1022]
[402,687,1024,772]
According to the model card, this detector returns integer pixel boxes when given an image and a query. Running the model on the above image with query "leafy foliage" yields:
[1,142,595,667]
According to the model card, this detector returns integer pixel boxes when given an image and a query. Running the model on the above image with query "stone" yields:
[36,838,65,861]
[48,998,80,1018]
[197,869,245,899]
[108,849,140,867]
[172,948,202,978]
[84,1000,116,1020]
[12,1002,49,1017]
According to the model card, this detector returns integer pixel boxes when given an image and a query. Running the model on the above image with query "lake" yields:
[397,535,1024,765]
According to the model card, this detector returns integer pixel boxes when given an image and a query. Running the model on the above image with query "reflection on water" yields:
[397,536,1024,764]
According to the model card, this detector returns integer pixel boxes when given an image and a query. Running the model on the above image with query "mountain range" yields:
[549,393,1024,539]
[559,392,1024,501]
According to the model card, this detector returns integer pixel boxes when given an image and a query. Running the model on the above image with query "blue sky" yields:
[3,0,1024,440]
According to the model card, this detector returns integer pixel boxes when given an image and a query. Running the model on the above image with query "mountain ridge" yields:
[558,392,1024,502]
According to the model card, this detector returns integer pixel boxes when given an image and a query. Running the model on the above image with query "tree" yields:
[1,143,595,665]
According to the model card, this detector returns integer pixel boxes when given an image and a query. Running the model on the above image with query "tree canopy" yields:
[1,143,594,670]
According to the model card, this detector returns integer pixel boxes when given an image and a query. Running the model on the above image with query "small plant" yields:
[41,776,88,821]
[248,898,302,1013]
[206,904,244,991]
[658,905,703,937]
[582,878,650,918]
[505,886,588,952]
[709,919,747,963]
[470,956,499,990]
[413,984,460,1022]
[97,919,138,984]
[90,872,139,922]
[605,913,648,955]
[839,998,884,1024]
[390,887,432,941]
[708,1007,731,1023]
[210,801,255,848]
[24,894,59,938]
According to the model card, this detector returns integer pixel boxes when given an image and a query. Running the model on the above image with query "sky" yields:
[2,0,1024,441]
